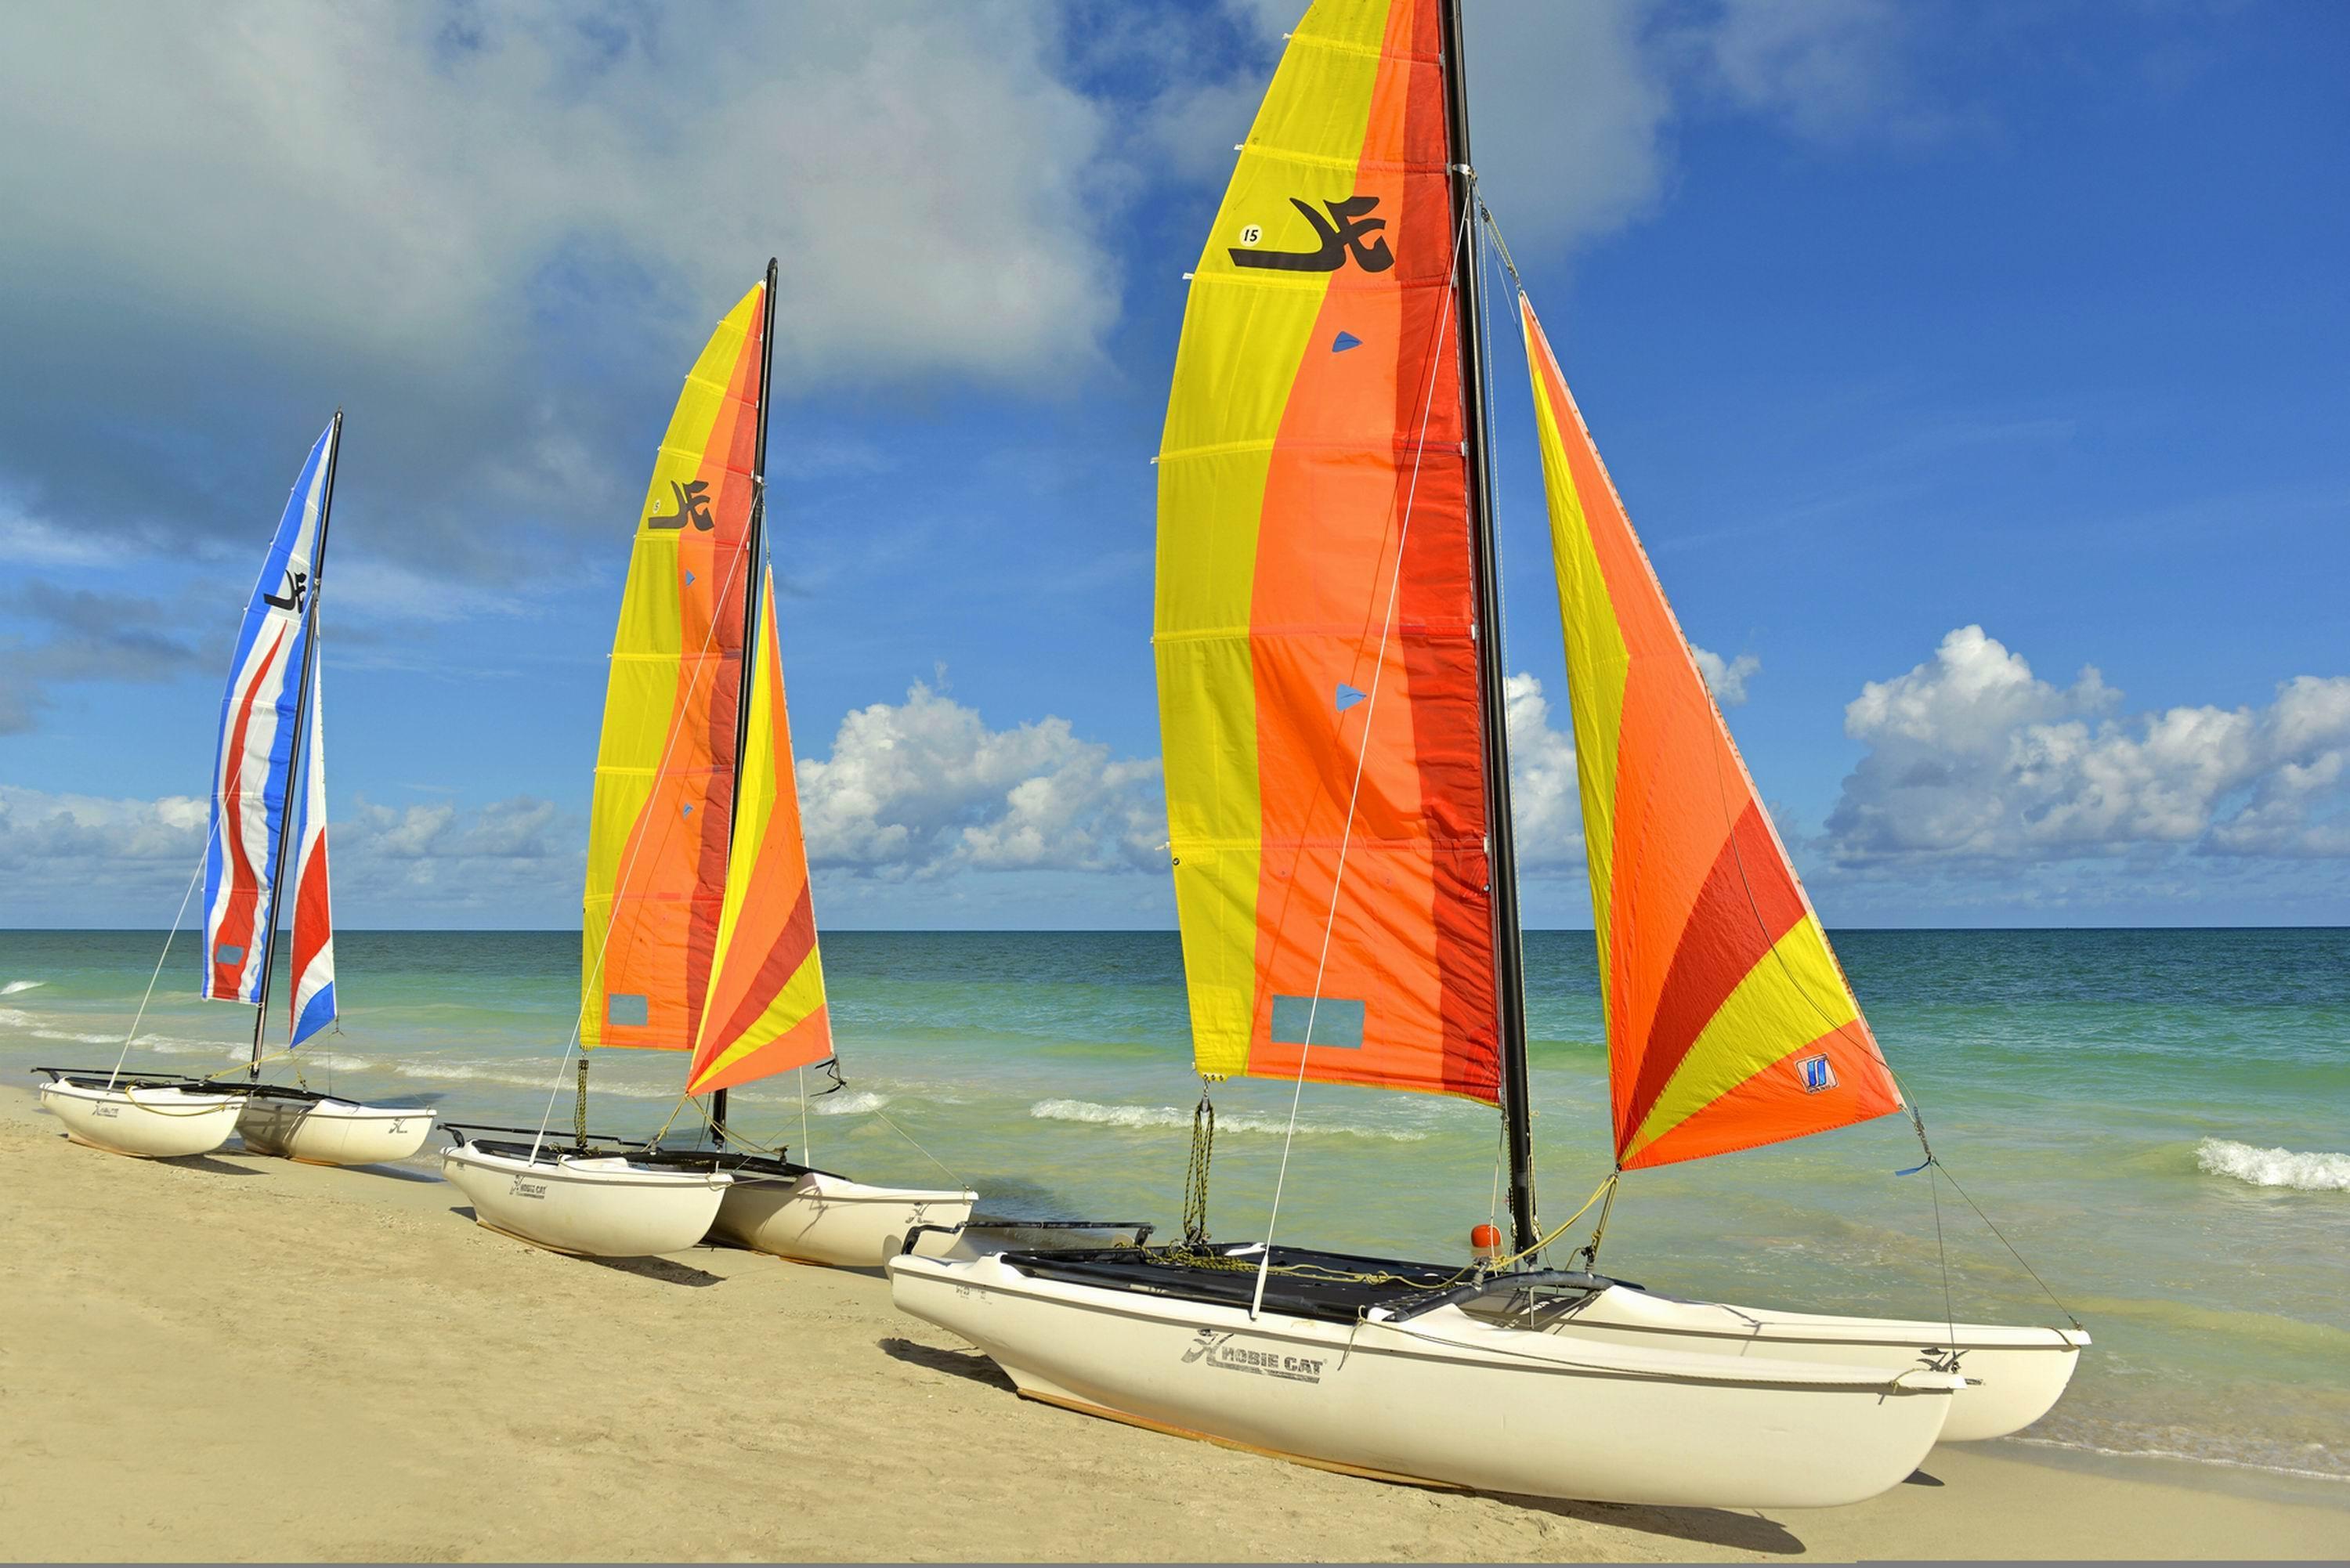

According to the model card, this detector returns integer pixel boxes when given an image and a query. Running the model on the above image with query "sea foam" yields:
[2,980,45,995]
[1029,1097,1428,1142]
[2196,1137,2350,1193]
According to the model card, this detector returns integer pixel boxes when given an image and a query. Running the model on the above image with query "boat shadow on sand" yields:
[442,1205,723,1287]
[879,1335,1017,1393]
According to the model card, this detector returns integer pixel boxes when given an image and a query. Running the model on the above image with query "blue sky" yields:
[2,0,2344,930]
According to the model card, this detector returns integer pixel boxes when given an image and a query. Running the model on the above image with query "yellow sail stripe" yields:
[1523,302,1629,999]
[580,285,762,1048]
[1622,914,1860,1163]
[1155,0,1394,1079]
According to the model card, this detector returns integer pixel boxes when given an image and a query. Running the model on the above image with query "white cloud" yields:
[1693,646,1761,707]
[0,2,1123,577]
[1689,0,1914,142]
[1828,626,2350,865]
[797,683,1165,879]
[1505,671,1585,871]
[0,783,580,924]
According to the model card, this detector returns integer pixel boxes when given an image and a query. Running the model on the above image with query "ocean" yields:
[4,926,2345,1484]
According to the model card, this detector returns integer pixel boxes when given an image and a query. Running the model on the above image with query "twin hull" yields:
[1553,1284,2088,1443]
[443,1141,974,1266]
[236,1097,437,1167]
[38,1080,248,1159]
[888,1252,1961,1509]
[440,1142,731,1257]
[712,1170,976,1268]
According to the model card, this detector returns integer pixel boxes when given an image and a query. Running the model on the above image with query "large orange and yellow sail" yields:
[582,282,768,1053]
[687,569,832,1093]
[1520,295,1903,1169]
[1156,0,1500,1102]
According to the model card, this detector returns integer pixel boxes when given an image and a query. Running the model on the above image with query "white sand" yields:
[4,1087,2345,1562]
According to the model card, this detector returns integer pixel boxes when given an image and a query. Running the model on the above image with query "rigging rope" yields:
[107,852,207,1090]
[1249,182,1477,1323]
[1180,1085,1217,1251]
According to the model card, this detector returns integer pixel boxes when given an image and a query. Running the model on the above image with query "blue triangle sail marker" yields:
[1332,331,1362,353]
[1336,682,1368,713]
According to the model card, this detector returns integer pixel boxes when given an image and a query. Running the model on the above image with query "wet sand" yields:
[4,1086,2344,1563]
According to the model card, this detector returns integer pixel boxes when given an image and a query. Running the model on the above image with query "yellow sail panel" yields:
[582,282,767,1052]
[687,569,831,1093]
[1157,0,1503,1103]
[1520,294,1903,1168]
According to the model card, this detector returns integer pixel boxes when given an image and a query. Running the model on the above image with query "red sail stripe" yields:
[212,623,287,996]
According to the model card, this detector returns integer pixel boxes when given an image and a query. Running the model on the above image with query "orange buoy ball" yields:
[1470,1223,1502,1262]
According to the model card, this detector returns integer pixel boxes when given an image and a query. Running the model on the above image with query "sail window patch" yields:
[1798,1054,1837,1093]
[607,993,649,1028]
[1332,331,1362,352]
[1271,995,1364,1050]
[214,943,244,966]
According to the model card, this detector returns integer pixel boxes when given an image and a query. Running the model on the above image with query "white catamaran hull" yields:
[889,1253,1960,1508]
[440,1141,731,1258]
[237,1097,438,1166]
[710,1169,977,1267]
[1542,1284,2088,1443]
[38,1080,248,1159]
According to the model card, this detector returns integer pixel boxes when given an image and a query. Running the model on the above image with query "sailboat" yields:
[36,416,436,1167]
[891,0,2078,1508]
[440,264,977,1264]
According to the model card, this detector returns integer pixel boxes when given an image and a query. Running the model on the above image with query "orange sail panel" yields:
[582,282,768,1052]
[688,569,832,1093]
[1155,0,1499,1104]
[1519,294,1902,1169]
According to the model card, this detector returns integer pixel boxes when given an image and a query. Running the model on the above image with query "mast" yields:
[710,258,779,1146]
[248,409,342,1079]
[1437,0,1538,1257]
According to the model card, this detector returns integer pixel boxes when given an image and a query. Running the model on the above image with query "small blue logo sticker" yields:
[1332,331,1362,353]
[1798,1054,1836,1093]
[1335,682,1368,713]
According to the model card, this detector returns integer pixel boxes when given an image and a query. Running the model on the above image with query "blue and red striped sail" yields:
[286,655,335,1045]
[202,421,335,1021]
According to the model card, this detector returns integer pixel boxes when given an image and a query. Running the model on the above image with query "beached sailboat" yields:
[441,264,976,1263]
[892,0,2077,1506]
[37,416,435,1166]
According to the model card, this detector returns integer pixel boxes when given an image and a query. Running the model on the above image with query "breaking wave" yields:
[2,980,45,995]
[0,1008,36,1029]
[2196,1138,2350,1193]
[812,1090,892,1115]
[396,1060,679,1100]
[33,1028,121,1046]
[1029,1098,1429,1142]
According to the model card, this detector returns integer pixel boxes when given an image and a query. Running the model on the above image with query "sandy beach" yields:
[3,1087,2342,1564]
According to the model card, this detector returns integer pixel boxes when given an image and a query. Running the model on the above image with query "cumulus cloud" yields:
[797,683,1164,879]
[0,1,1120,576]
[1683,0,1918,143]
[1506,672,1586,870]
[1828,626,2350,865]
[0,581,206,735]
[0,784,580,924]
[1694,647,1761,708]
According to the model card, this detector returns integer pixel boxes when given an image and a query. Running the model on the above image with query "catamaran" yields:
[891,0,2081,1507]
[441,263,976,1263]
[37,415,436,1167]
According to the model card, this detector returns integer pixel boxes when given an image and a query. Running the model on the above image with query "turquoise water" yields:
[5,927,2346,1482]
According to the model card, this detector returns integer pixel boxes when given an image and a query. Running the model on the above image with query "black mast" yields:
[1437,0,1538,1258]
[710,258,779,1147]
[248,409,344,1080]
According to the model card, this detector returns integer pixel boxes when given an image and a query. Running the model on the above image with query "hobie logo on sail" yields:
[1798,1054,1837,1094]
[647,479,716,532]
[262,567,309,613]
[1231,196,1394,274]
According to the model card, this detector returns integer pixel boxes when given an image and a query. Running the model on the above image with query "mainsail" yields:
[1520,295,1902,1169]
[287,656,336,1046]
[686,568,832,1093]
[204,421,335,1006]
[1156,0,1501,1102]
[583,282,768,1053]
